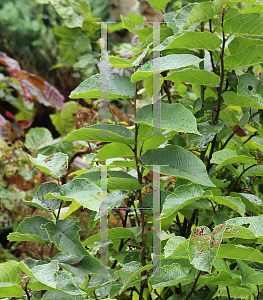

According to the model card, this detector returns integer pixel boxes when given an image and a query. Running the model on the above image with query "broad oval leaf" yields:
[25,182,60,212]
[228,36,263,55]
[222,91,263,109]
[184,0,227,28]
[83,227,140,246]
[131,54,203,83]
[164,69,220,87]
[63,124,134,144]
[211,149,257,167]
[161,183,205,219]
[145,0,172,11]
[70,74,135,100]
[164,236,187,258]
[95,142,134,161]
[132,102,200,134]
[45,178,102,211]
[29,152,68,179]
[8,216,51,243]
[76,170,141,191]
[217,244,263,263]
[141,146,214,187]
[189,224,225,273]
[42,218,88,256]
[25,127,53,152]
[155,32,222,52]
[225,45,263,69]
[224,13,263,36]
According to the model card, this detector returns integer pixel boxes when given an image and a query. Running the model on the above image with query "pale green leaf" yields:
[8,216,51,243]
[189,224,225,273]
[29,153,68,179]
[0,261,22,283]
[42,218,88,255]
[145,0,172,11]
[224,13,263,36]
[132,102,200,134]
[228,36,263,55]
[164,69,220,87]
[184,0,227,28]
[156,32,222,51]
[222,91,263,109]
[217,244,263,263]
[63,124,134,144]
[141,146,214,187]
[25,127,53,152]
[25,182,60,212]
[0,283,25,298]
[70,74,135,100]
[211,149,257,167]
[131,54,203,83]
[45,178,102,211]
[164,236,187,258]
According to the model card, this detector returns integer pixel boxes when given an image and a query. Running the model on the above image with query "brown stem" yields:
[227,164,257,196]
[185,270,202,300]
[226,286,231,300]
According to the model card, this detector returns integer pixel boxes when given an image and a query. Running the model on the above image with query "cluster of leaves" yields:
[2,0,263,299]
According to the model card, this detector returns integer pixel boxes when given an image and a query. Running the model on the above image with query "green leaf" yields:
[184,0,227,28]
[188,120,224,150]
[45,178,102,211]
[224,13,263,36]
[217,244,263,263]
[83,227,140,246]
[0,283,25,298]
[8,216,51,243]
[238,73,263,106]
[198,271,241,286]
[0,261,22,283]
[42,218,88,255]
[226,216,263,238]
[142,134,174,154]
[95,142,134,161]
[161,183,205,219]
[141,146,214,187]
[145,0,172,11]
[70,74,135,100]
[108,56,133,68]
[41,291,85,299]
[76,170,141,191]
[63,124,134,144]
[156,32,222,51]
[19,260,58,289]
[211,149,257,168]
[222,91,263,109]
[132,103,200,134]
[149,261,197,289]
[225,44,263,68]
[95,190,128,220]
[189,224,225,273]
[164,4,195,34]
[164,69,220,87]
[164,236,187,258]
[131,54,203,83]
[50,101,79,135]
[228,36,263,55]
[54,27,91,65]
[213,196,245,216]
[29,153,69,179]
[25,182,60,212]
[25,127,53,152]
[237,260,263,285]
[121,15,153,43]
[54,253,109,278]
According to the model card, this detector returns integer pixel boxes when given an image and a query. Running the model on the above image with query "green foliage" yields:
[2,0,263,299]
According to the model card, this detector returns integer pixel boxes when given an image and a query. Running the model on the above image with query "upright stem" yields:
[133,82,147,299]
[206,9,227,171]
[185,270,202,300]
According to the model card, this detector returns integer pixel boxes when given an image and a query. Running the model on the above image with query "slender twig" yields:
[226,286,231,300]
[106,101,118,125]
[185,209,198,238]
[23,281,31,300]
[243,132,258,144]
[220,125,240,150]
[185,270,202,300]
[227,164,257,195]
[257,285,260,300]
